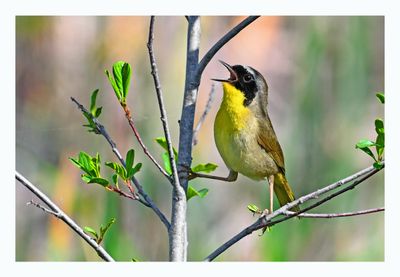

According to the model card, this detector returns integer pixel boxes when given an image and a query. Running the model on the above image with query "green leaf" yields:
[358,147,377,162]
[69,152,98,177]
[69,157,83,170]
[187,186,209,201]
[84,226,98,240]
[90,89,99,114]
[105,162,127,180]
[191,163,218,173]
[105,69,122,101]
[355,139,376,149]
[88,177,109,187]
[373,162,384,170]
[121,62,132,99]
[79,151,97,176]
[376,133,385,160]
[127,163,142,179]
[247,204,261,214]
[131,257,140,262]
[108,61,132,103]
[99,218,116,243]
[81,174,92,183]
[112,174,118,185]
[376,93,385,104]
[94,107,102,118]
[155,137,178,159]
[112,62,125,97]
[161,152,172,175]
[125,149,135,171]
[375,119,384,135]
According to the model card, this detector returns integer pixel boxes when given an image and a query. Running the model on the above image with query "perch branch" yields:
[16,171,114,262]
[192,83,216,146]
[205,162,384,261]
[70,97,170,230]
[283,207,384,218]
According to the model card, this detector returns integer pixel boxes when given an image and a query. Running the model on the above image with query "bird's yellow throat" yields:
[216,82,251,131]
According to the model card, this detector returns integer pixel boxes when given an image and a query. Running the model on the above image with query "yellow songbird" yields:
[210,60,299,214]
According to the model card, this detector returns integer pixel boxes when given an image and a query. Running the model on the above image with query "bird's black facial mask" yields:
[231,65,258,106]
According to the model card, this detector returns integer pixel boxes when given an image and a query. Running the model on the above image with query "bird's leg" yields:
[189,169,238,182]
[268,175,274,214]
[260,175,275,217]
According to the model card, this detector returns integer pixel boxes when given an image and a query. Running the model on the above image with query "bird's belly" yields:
[214,113,279,180]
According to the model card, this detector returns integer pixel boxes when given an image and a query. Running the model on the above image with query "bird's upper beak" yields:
[212,60,238,83]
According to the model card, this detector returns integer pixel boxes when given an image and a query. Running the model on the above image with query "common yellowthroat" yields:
[211,60,298,214]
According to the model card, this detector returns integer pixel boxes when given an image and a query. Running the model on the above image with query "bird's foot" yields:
[259,209,272,235]
[260,208,270,218]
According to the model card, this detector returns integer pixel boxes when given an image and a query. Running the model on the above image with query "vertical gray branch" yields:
[177,16,201,192]
[16,171,114,262]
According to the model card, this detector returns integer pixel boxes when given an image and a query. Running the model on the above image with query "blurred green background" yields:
[15,16,384,261]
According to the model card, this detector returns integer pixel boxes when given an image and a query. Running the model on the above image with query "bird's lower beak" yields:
[212,60,238,83]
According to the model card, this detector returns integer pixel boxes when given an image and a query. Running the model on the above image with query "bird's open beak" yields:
[211,60,238,83]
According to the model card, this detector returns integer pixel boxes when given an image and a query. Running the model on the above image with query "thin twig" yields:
[27,200,61,218]
[204,162,384,261]
[123,106,171,181]
[16,171,114,262]
[148,15,188,262]
[283,207,384,218]
[196,16,260,80]
[70,97,170,230]
[192,83,216,146]
[147,16,180,188]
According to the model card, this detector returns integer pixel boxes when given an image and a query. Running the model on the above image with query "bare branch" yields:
[205,162,384,261]
[16,171,114,262]
[196,16,260,80]
[283,207,384,218]
[70,97,170,230]
[147,16,180,188]
[192,83,216,146]
[148,15,189,262]
[123,106,171,181]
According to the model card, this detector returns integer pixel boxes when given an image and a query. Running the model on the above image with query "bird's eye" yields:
[243,74,253,82]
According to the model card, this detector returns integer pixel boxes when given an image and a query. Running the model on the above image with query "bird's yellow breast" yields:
[215,83,250,131]
[214,83,278,180]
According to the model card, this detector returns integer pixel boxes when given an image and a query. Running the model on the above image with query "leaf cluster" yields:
[355,93,385,169]
[69,149,142,189]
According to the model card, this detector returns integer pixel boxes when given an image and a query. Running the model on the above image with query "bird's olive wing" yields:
[256,117,286,174]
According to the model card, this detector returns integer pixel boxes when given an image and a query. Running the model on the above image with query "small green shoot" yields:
[105,61,132,106]
[355,93,384,169]
[187,186,209,201]
[69,151,109,187]
[82,89,103,133]
[84,218,116,244]
[105,149,142,181]
[247,204,262,215]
